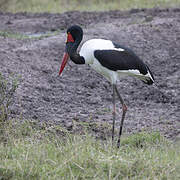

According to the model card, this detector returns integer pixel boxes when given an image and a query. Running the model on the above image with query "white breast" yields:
[79,39,119,84]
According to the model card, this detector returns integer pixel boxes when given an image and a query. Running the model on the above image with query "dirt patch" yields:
[0,8,179,140]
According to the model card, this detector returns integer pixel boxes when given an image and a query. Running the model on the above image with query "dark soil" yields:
[0,8,179,140]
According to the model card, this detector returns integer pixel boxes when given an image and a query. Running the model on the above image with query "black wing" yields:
[94,43,148,75]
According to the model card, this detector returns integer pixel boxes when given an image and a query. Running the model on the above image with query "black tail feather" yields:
[141,78,154,85]
[146,65,155,80]
[142,65,154,85]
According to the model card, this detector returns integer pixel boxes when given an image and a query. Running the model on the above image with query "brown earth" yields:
[0,8,179,139]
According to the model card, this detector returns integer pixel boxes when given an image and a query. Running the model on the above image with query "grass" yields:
[1,0,180,13]
[0,120,180,179]
[0,30,61,40]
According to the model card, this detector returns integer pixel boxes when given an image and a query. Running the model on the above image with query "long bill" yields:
[59,52,69,76]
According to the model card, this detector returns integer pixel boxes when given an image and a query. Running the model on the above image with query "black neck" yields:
[66,36,85,64]
[71,40,81,54]
[70,53,85,64]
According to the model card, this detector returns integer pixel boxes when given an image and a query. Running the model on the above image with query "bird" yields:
[59,25,154,148]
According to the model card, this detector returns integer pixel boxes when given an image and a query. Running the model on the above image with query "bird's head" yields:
[59,25,83,75]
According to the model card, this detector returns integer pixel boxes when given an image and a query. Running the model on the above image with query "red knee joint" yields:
[123,104,127,112]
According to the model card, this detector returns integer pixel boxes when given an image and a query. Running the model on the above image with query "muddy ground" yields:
[0,8,179,139]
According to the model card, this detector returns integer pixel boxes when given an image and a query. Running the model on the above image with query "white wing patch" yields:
[117,69,154,82]
[113,47,125,52]
[118,69,141,75]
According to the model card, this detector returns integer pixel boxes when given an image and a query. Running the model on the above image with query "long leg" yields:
[112,84,116,145]
[115,85,127,148]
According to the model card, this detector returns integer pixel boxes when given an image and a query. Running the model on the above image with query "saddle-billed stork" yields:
[59,25,154,148]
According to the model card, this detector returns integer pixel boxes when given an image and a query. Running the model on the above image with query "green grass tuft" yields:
[121,131,164,148]
[0,120,180,179]
[0,30,60,40]
[1,0,180,13]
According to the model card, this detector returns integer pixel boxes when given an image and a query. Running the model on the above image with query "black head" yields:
[66,25,83,42]
[59,25,84,76]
